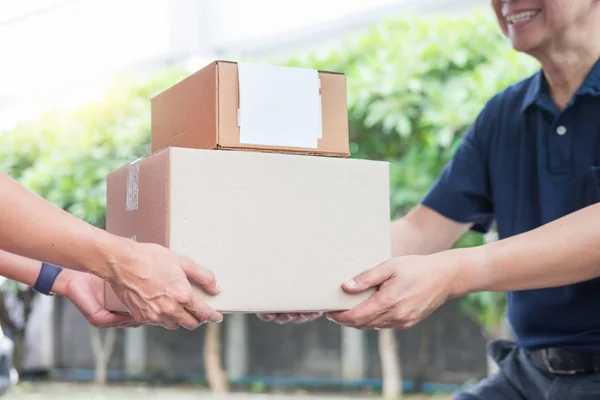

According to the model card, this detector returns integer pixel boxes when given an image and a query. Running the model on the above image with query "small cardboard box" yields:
[104,148,390,313]
[150,60,350,157]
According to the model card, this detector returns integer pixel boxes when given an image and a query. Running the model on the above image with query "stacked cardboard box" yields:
[104,60,391,314]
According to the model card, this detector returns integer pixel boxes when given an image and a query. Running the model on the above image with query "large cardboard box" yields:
[104,148,390,313]
[150,60,350,157]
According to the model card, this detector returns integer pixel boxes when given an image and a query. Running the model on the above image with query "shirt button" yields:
[556,125,567,135]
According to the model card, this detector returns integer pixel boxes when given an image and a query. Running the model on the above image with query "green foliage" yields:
[0,280,21,296]
[0,10,540,330]
[460,289,507,330]
[0,69,188,228]
[250,381,268,393]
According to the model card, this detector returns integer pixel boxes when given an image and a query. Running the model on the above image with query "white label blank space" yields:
[237,62,322,149]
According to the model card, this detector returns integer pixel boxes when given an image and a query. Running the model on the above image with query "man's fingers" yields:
[257,313,277,322]
[296,312,322,323]
[354,312,393,330]
[300,312,322,319]
[256,313,321,324]
[343,262,394,293]
[326,290,391,327]
[274,313,296,324]
[181,258,220,296]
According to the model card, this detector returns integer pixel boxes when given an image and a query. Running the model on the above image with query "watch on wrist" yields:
[33,263,64,296]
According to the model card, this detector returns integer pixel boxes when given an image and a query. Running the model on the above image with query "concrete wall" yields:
[50,297,487,386]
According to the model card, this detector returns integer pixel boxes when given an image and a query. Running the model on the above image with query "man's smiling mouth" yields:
[506,9,541,25]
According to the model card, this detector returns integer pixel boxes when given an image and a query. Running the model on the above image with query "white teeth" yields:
[506,10,541,24]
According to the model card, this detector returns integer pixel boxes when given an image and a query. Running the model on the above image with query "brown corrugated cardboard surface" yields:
[151,63,218,152]
[104,148,390,314]
[150,60,350,157]
[104,150,172,313]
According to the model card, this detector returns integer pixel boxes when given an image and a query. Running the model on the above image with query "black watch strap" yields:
[33,263,63,296]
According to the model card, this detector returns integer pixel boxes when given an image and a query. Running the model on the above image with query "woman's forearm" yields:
[454,202,600,296]
[1,173,225,329]
[0,250,70,295]
[0,172,125,280]
[0,250,43,287]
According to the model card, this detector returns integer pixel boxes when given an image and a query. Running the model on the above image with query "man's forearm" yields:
[0,250,70,296]
[391,205,471,257]
[0,172,126,280]
[452,202,600,296]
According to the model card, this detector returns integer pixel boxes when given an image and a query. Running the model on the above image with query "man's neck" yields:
[533,29,600,110]
[541,51,599,110]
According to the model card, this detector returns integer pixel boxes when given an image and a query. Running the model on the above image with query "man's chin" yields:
[509,39,539,55]
[507,32,546,55]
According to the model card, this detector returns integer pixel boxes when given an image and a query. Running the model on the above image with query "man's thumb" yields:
[342,262,393,292]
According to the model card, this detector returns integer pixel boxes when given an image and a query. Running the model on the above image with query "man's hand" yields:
[57,270,142,328]
[107,241,223,331]
[256,312,323,324]
[326,254,461,330]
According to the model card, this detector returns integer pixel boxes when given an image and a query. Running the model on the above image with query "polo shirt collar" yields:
[520,71,543,113]
[520,56,600,113]
[577,57,600,96]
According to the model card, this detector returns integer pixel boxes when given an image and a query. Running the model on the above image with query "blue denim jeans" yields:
[454,340,600,400]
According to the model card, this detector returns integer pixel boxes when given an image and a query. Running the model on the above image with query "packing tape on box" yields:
[126,158,141,211]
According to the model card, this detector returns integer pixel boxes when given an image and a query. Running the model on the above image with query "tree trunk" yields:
[414,318,433,391]
[203,322,228,393]
[90,327,117,385]
[0,287,36,372]
[378,328,402,399]
[11,333,26,372]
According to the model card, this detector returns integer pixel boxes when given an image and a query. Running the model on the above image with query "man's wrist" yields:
[446,246,492,298]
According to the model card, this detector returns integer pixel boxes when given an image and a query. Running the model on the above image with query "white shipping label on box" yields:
[237,62,322,148]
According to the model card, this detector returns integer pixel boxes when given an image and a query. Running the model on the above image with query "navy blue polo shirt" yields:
[421,58,600,352]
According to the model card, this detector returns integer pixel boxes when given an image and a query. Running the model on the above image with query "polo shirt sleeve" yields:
[420,109,494,234]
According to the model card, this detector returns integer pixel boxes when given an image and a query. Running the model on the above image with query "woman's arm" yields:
[0,250,67,292]
[0,172,120,278]
[0,249,143,327]
[0,172,223,330]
